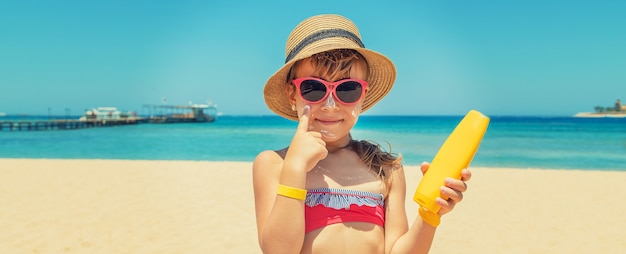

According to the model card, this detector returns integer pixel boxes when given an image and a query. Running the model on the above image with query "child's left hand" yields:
[419,162,472,216]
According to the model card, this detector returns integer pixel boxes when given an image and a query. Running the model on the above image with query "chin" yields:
[319,130,351,142]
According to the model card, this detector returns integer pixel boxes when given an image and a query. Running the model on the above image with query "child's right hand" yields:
[285,105,328,172]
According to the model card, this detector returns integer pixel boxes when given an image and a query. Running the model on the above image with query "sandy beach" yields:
[1,159,625,253]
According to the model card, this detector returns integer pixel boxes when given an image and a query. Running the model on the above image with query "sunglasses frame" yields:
[292,77,369,105]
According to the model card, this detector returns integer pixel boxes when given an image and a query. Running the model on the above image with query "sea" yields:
[1,114,625,171]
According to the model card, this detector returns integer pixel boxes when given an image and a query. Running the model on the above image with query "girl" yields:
[253,14,471,254]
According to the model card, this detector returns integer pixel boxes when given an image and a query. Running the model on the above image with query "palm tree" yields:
[594,106,604,113]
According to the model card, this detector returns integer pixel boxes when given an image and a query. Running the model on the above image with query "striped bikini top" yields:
[304,187,385,233]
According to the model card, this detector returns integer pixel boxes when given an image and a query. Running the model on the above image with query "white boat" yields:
[143,103,218,123]
[79,107,137,121]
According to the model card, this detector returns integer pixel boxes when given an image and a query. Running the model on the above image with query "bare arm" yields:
[384,163,472,254]
[253,151,308,254]
[253,105,327,253]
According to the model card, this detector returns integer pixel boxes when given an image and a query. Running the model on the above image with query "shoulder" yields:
[376,159,403,178]
[384,163,406,190]
[252,149,286,180]
[253,148,287,167]
[253,150,283,169]
[254,150,279,161]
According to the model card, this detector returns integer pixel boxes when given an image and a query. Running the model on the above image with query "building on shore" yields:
[574,98,626,118]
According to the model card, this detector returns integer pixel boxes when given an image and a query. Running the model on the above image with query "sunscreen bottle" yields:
[413,110,490,226]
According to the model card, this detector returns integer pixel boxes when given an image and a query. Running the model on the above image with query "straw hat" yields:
[264,14,396,121]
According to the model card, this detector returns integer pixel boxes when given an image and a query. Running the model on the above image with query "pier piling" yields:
[0,118,146,131]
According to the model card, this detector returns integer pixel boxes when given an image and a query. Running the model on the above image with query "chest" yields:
[305,152,385,194]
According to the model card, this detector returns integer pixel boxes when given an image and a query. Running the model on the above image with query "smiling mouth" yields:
[316,119,342,125]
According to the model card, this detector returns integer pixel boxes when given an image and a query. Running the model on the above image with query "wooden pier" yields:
[0,118,147,131]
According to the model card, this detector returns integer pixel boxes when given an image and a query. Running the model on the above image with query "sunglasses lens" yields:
[300,79,327,102]
[336,81,363,103]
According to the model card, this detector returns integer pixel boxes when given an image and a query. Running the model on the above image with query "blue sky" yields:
[1,1,624,116]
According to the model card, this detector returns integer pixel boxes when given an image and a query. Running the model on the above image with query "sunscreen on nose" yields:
[413,110,489,227]
[325,94,336,108]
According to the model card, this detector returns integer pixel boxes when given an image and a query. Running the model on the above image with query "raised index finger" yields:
[296,104,311,133]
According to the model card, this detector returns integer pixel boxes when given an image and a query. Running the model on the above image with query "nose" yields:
[321,93,338,110]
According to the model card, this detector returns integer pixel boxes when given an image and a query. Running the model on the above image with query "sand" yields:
[1,159,625,253]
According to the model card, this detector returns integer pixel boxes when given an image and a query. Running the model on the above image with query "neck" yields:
[326,137,353,153]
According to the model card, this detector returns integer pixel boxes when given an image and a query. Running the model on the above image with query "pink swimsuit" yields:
[304,188,385,233]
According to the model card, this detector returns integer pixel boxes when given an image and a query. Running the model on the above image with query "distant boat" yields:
[143,103,218,123]
[79,107,139,121]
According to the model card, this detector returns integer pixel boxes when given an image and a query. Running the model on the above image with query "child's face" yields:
[289,58,367,142]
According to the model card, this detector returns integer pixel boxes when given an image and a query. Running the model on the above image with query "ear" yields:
[284,83,297,106]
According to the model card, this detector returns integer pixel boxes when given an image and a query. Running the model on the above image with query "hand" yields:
[420,162,472,216]
[284,105,328,172]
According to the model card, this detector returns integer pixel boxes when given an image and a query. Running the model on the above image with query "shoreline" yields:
[2,158,625,253]
[3,157,624,172]
[574,112,626,118]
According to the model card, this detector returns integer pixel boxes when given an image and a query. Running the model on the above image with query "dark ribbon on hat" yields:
[285,28,365,63]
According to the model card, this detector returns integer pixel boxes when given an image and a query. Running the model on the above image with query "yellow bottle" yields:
[413,110,490,226]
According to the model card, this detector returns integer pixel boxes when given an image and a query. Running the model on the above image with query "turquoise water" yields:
[1,115,625,171]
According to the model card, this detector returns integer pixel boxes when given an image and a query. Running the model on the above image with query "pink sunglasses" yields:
[292,77,368,105]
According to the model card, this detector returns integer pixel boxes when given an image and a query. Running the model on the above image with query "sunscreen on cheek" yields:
[351,108,357,117]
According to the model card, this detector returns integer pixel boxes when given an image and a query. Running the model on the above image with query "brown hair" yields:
[350,139,402,182]
[287,49,368,83]
[287,49,402,181]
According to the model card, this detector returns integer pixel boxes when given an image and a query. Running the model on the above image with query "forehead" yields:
[293,58,367,81]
